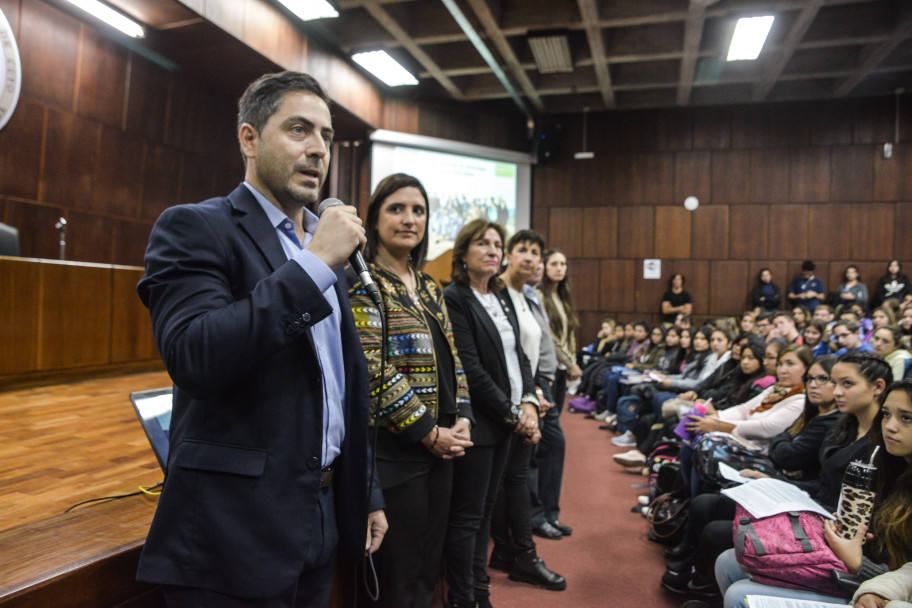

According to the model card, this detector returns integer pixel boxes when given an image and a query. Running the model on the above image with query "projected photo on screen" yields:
[370,130,532,262]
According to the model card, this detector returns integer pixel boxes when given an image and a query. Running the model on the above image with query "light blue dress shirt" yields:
[244,182,345,467]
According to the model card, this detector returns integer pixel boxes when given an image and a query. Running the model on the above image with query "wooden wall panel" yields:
[771,205,809,260]
[605,153,636,205]
[110,268,159,363]
[141,144,183,222]
[76,29,128,129]
[895,204,912,261]
[38,262,112,370]
[691,205,729,260]
[599,259,635,313]
[41,109,100,209]
[618,207,654,259]
[3,200,65,261]
[125,55,170,144]
[750,148,790,203]
[711,150,751,204]
[90,127,145,217]
[580,207,618,259]
[768,104,811,148]
[809,102,853,146]
[709,261,750,316]
[633,153,674,205]
[112,221,154,269]
[852,204,895,261]
[654,206,691,259]
[66,211,115,264]
[548,207,583,258]
[0,259,41,374]
[789,148,830,202]
[873,143,912,201]
[808,205,852,260]
[0,99,44,201]
[853,98,893,144]
[634,270,667,320]
[693,108,731,150]
[18,0,79,110]
[831,146,874,202]
[731,106,770,149]
[730,205,769,259]
[674,150,712,205]
[572,259,601,312]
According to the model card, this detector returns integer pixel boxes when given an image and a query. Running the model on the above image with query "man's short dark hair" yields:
[237,71,330,136]
[834,319,859,334]
[801,259,816,272]
[756,312,775,324]
[633,320,651,332]
[773,311,794,324]
[506,229,545,254]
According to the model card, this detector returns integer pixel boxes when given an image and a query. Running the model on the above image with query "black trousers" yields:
[490,434,536,556]
[687,492,737,581]
[444,435,511,604]
[364,458,454,608]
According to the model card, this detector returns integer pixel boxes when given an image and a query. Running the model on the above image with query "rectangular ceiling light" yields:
[352,51,418,87]
[727,16,774,61]
[528,30,573,73]
[64,0,145,38]
[276,0,339,21]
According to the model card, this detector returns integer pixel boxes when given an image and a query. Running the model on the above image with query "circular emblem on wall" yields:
[0,7,22,131]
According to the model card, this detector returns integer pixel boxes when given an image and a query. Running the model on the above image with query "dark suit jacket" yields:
[443,281,536,447]
[136,184,382,598]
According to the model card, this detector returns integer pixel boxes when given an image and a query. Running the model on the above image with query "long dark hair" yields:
[540,249,580,338]
[825,351,893,448]
[363,173,430,268]
[788,355,837,436]
[870,379,912,569]
[685,325,714,370]
[724,337,770,406]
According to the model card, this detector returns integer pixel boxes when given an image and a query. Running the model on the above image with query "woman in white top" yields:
[871,325,912,383]
[685,343,814,453]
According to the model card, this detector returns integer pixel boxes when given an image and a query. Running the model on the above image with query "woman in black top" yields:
[752,268,783,313]
[662,273,693,324]
[873,260,912,308]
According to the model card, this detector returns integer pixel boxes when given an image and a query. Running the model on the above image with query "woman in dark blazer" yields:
[442,219,541,608]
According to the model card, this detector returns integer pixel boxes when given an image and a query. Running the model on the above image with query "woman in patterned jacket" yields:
[349,173,472,608]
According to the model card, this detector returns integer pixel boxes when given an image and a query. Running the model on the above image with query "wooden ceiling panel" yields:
[604,22,685,56]
[611,59,680,87]
[499,0,581,31]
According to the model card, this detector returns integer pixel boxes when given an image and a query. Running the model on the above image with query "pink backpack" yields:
[733,504,849,596]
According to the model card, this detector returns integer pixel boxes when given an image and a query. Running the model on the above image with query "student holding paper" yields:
[715,367,912,608]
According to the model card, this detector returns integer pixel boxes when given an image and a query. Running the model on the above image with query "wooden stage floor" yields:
[0,370,172,532]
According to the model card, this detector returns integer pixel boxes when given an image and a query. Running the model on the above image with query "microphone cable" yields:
[360,279,387,604]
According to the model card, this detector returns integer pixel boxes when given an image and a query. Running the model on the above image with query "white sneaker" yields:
[593,410,610,421]
[611,430,636,447]
[605,413,617,425]
[638,495,650,505]
[613,450,647,467]
[567,378,581,395]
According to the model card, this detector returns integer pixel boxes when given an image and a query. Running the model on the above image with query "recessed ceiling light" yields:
[352,51,418,87]
[727,16,774,61]
[276,0,339,21]
[64,0,144,38]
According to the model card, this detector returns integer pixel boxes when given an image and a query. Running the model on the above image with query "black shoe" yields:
[665,556,694,574]
[661,568,717,597]
[508,553,567,591]
[550,520,572,536]
[532,521,563,540]
[476,597,492,608]
[489,546,514,572]
[663,540,692,560]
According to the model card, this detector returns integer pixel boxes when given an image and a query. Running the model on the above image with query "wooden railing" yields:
[0,257,163,389]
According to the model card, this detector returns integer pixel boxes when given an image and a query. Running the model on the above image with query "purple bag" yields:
[567,395,596,413]
[733,504,848,596]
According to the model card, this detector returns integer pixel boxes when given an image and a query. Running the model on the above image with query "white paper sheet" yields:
[718,461,753,485]
[721,477,835,520]
[746,594,849,608]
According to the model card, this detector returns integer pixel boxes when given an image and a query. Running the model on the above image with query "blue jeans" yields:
[652,391,677,418]
[715,548,846,608]
[602,372,622,413]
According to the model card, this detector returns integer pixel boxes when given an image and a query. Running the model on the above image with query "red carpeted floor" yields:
[486,409,685,608]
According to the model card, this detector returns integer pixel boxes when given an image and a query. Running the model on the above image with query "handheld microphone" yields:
[316,198,382,307]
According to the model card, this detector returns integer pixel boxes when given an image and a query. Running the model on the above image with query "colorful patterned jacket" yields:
[349,262,471,443]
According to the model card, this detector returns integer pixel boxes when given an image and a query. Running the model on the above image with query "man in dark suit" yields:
[136,71,386,607]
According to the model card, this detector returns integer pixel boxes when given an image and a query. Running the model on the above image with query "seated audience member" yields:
[802,319,832,357]
[752,268,782,313]
[716,366,906,608]
[662,273,693,324]
[740,311,756,334]
[661,356,838,595]
[901,307,912,349]
[851,302,875,336]
[788,260,825,311]
[814,304,837,328]
[867,306,897,342]
[873,260,911,308]
[871,325,912,382]
[838,264,870,311]
[649,326,732,398]
[763,339,789,377]
[834,320,875,356]
[853,562,912,608]
[792,306,809,331]
[676,314,693,330]
[772,311,802,344]
[754,312,775,342]
[627,325,668,371]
